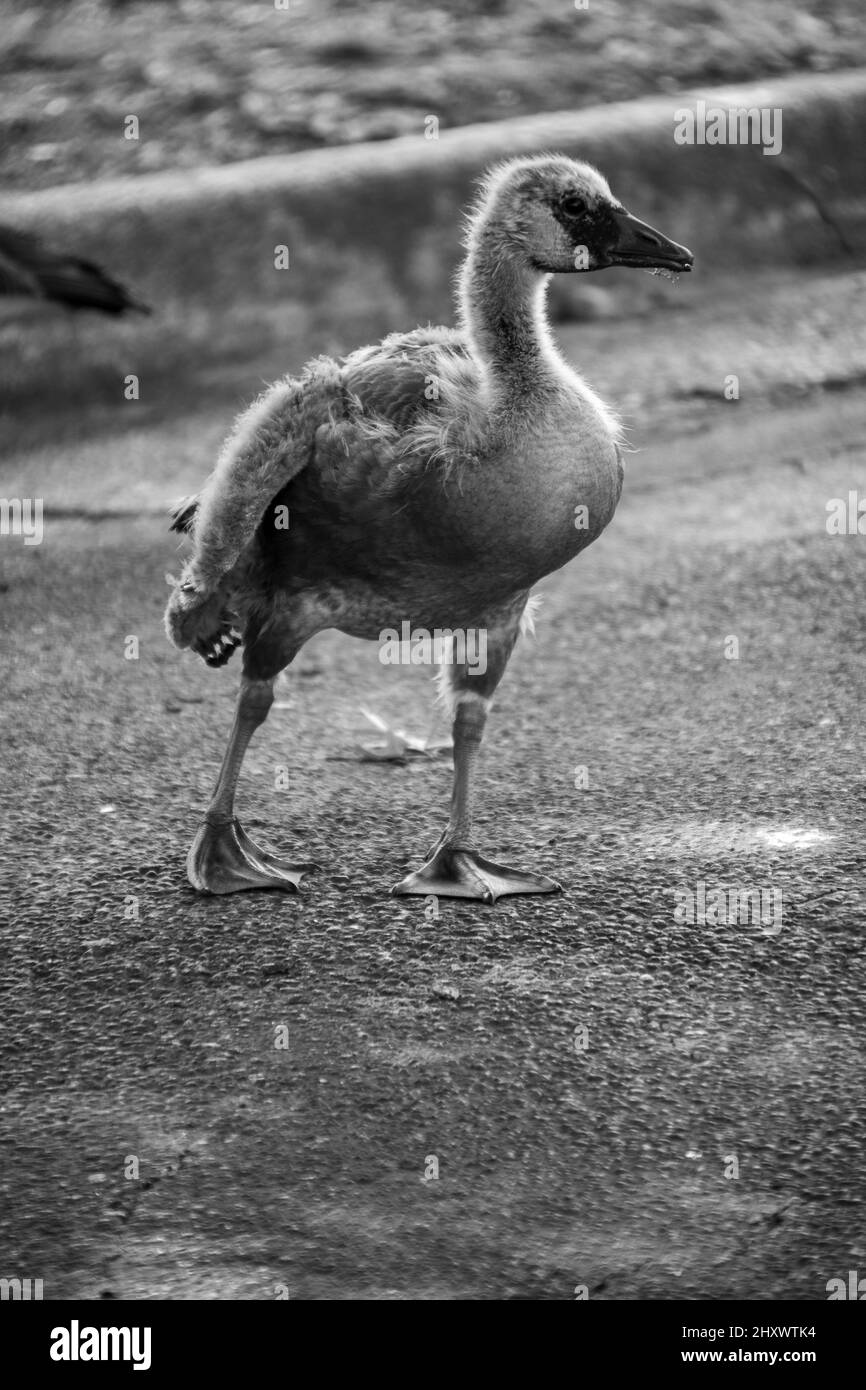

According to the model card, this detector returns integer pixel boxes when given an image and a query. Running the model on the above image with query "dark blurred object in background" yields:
[0,224,151,315]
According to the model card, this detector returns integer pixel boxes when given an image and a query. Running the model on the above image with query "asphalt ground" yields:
[1,265,864,1299]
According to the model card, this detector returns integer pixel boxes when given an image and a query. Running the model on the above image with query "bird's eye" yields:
[561,193,587,218]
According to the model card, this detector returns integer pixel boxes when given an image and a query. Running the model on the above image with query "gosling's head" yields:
[469,154,694,275]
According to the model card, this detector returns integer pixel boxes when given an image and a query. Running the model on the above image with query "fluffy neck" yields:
[458,229,559,393]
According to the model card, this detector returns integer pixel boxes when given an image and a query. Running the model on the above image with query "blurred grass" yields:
[1,0,863,191]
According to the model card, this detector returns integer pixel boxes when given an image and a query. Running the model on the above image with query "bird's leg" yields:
[392,604,561,903]
[187,675,318,894]
[445,695,486,842]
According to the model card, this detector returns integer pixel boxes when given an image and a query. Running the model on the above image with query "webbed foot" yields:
[392,842,561,903]
[187,817,320,894]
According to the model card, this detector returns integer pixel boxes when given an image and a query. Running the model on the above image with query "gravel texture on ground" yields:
[1,264,864,1298]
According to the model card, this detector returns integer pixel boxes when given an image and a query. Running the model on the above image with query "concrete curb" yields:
[3,68,865,327]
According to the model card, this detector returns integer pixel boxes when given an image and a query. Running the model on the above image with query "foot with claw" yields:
[392,839,561,902]
[392,667,562,903]
[179,674,319,894]
[187,816,319,894]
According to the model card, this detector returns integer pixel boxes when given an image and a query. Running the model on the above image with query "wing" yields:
[341,325,472,432]
[261,327,489,585]
[286,325,484,523]
[165,327,485,654]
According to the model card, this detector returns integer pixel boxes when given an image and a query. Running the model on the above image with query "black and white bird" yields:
[165,154,693,902]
